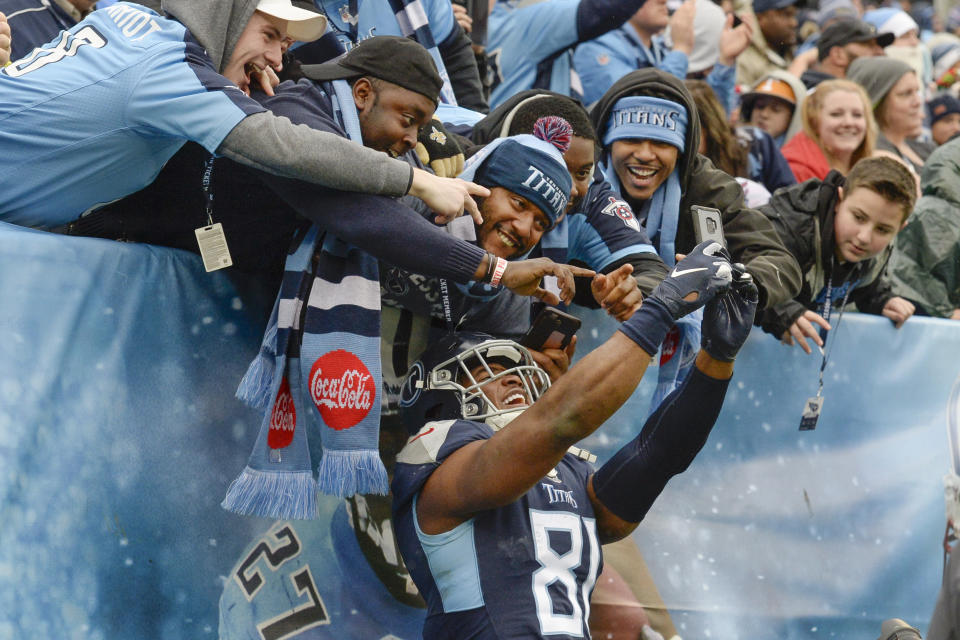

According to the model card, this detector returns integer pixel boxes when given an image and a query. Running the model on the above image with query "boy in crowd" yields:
[757,156,917,353]
[928,94,960,147]
[739,72,806,147]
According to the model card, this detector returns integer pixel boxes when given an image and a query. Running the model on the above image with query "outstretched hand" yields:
[700,264,759,362]
[591,263,643,321]
[409,168,489,225]
[649,241,733,320]
[781,310,831,354]
[501,258,595,306]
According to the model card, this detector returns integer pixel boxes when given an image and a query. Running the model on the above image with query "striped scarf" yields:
[386,0,458,105]
[222,80,386,519]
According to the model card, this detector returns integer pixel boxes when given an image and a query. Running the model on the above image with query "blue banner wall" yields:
[1,222,957,639]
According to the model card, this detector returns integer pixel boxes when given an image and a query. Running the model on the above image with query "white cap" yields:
[256,0,328,42]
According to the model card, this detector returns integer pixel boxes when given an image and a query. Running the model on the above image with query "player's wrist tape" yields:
[618,297,674,356]
[593,368,729,522]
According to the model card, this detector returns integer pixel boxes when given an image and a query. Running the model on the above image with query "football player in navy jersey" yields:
[392,241,758,639]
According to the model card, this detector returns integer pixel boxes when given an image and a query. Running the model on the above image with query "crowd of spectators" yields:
[2,0,960,637]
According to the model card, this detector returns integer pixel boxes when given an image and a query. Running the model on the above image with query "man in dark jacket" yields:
[590,68,800,311]
[589,67,800,406]
[757,156,917,352]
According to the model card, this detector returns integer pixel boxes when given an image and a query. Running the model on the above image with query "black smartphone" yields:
[520,308,582,351]
[732,13,743,28]
[691,205,726,248]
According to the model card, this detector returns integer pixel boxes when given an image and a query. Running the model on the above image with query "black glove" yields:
[650,241,734,320]
[415,119,465,178]
[620,241,733,356]
[700,263,759,361]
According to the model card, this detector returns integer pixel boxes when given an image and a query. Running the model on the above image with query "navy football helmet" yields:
[399,332,551,433]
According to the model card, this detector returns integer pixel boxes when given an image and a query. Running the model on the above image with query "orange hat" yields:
[739,77,797,121]
[745,78,797,105]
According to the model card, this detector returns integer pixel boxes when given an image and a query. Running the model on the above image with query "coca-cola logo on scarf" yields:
[268,377,296,449]
[660,326,680,366]
[309,350,375,431]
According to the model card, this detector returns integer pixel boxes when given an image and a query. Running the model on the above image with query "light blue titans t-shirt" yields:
[486,0,581,108]
[0,2,264,229]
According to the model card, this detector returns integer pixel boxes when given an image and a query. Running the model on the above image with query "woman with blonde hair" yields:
[781,79,877,182]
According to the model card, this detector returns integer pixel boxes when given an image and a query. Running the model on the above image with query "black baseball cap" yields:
[300,36,443,104]
[928,93,960,124]
[818,17,895,61]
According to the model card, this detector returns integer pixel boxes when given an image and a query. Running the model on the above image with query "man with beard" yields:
[590,68,800,407]
[737,0,799,87]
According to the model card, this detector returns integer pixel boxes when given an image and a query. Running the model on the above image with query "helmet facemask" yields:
[428,340,551,427]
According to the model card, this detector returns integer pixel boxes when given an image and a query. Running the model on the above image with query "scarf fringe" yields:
[316,450,389,498]
[236,320,279,409]
[221,466,319,520]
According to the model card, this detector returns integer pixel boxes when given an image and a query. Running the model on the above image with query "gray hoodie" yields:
[160,0,413,197]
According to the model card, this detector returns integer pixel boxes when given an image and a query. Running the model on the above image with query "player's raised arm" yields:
[415,242,736,527]
[588,270,759,543]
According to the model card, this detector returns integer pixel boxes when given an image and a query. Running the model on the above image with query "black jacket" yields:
[589,68,802,309]
[757,172,895,337]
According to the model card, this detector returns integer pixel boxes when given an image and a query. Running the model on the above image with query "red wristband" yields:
[489,257,508,287]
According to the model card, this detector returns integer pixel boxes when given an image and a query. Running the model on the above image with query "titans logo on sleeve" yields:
[392,420,602,639]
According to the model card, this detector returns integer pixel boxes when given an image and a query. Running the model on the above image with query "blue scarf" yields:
[598,95,699,412]
[599,96,688,268]
[222,80,387,519]
[386,0,457,105]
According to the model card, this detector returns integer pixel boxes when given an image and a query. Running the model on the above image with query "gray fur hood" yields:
[161,0,259,72]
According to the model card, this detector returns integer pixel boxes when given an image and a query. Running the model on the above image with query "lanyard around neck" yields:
[814,259,852,398]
